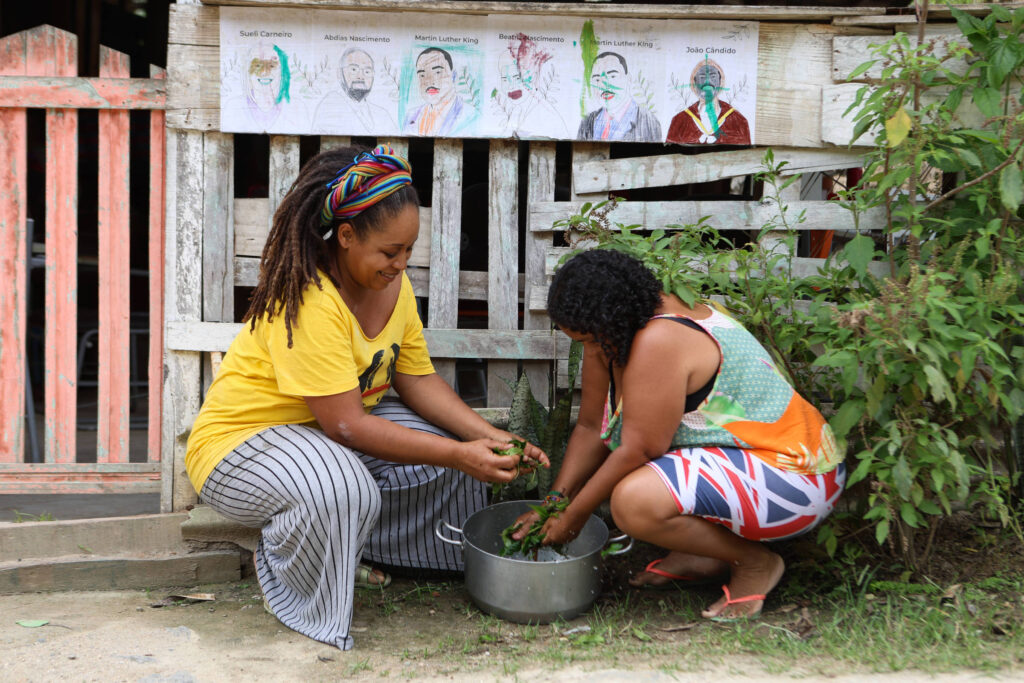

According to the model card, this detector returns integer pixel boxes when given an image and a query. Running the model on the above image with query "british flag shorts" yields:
[646,446,846,541]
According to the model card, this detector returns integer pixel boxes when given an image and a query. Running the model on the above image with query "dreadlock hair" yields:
[547,249,662,366]
[243,145,419,347]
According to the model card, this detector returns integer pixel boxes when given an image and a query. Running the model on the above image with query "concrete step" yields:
[0,513,242,594]
[0,551,241,593]
[180,505,260,552]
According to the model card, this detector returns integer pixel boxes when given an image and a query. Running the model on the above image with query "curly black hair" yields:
[243,145,419,347]
[547,249,662,366]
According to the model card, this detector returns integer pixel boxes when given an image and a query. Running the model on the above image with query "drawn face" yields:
[498,50,526,101]
[247,54,281,110]
[591,55,626,108]
[416,51,454,105]
[341,50,374,102]
[692,63,724,103]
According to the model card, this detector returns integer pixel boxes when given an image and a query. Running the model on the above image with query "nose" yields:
[393,252,409,271]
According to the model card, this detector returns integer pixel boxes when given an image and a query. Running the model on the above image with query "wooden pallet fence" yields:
[0,25,167,493]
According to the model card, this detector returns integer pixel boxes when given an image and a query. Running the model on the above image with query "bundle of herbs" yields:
[498,497,570,560]
[490,439,538,498]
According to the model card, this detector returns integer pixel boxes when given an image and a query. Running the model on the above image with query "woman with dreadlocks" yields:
[186,145,547,650]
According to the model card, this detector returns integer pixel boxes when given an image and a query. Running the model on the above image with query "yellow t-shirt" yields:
[185,271,434,493]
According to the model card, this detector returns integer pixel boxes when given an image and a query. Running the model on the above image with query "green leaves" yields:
[998,163,1022,212]
[498,497,569,559]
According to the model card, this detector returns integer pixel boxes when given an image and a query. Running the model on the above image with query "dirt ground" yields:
[3,511,1023,681]
[3,578,1022,683]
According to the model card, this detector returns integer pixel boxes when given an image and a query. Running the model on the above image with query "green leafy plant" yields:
[490,438,533,498]
[493,341,583,501]
[498,496,570,559]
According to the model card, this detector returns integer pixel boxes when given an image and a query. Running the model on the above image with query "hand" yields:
[540,505,588,546]
[509,508,542,541]
[493,430,550,472]
[454,439,522,484]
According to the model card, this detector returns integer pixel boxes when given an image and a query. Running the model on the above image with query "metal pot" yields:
[435,500,632,624]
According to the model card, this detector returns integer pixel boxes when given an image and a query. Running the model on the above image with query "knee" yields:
[609,475,656,538]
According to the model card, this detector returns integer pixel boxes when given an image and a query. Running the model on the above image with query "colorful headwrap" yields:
[320,144,413,227]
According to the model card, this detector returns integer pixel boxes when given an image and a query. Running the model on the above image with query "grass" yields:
[11,510,56,522]
[359,563,1024,678]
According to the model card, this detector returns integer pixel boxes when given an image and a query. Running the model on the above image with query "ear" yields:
[336,222,357,248]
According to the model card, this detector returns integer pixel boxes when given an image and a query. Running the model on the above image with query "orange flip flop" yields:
[633,558,722,589]
[707,584,766,622]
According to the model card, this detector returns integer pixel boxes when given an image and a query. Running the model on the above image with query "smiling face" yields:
[341,50,374,102]
[247,53,281,109]
[415,50,454,105]
[336,203,419,292]
[591,54,627,108]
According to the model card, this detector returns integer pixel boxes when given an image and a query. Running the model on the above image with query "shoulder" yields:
[632,317,718,367]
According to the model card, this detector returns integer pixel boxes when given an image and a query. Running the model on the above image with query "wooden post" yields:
[0,31,28,463]
[161,129,204,512]
[524,142,557,406]
[148,65,167,465]
[40,28,80,465]
[486,139,518,407]
[428,139,462,388]
[96,46,132,463]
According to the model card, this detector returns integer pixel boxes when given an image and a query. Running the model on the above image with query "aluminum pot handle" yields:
[434,519,464,548]
[604,532,634,556]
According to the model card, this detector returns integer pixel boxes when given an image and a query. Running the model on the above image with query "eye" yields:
[383,251,398,259]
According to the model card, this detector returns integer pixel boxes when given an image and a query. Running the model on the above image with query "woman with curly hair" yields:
[514,249,844,620]
[186,145,546,649]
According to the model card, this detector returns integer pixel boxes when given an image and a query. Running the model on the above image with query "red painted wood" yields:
[148,66,167,464]
[0,31,28,464]
[97,46,132,464]
[0,75,167,109]
[42,27,79,464]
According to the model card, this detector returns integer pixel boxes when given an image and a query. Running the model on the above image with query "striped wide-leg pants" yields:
[199,399,487,650]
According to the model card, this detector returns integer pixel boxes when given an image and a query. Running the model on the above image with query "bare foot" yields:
[700,550,784,619]
[629,551,729,588]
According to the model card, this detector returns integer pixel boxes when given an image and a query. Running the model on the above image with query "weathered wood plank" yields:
[833,26,967,83]
[268,136,300,237]
[168,3,220,47]
[0,30,28,464]
[542,247,890,280]
[524,142,557,404]
[0,467,161,494]
[429,139,463,387]
[202,132,234,323]
[530,199,886,234]
[235,258,520,303]
[234,196,432,267]
[574,147,868,194]
[833,4,1022,27]
[755,23,883,148]
[487,140,519,407]
[41,27,79,465]
[148,65,167,464]
[319,135,351,151]
[821,83,986,147]
[96,46,132,464]
[166,321,570,359]
[0,76,167,109]
[162,129,204,512]
[195,1,882,20]
[166,44,218,112]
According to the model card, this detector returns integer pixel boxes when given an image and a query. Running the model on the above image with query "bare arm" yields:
[542,321,718,542]
[304,388,522,483]
[394,371,548,468]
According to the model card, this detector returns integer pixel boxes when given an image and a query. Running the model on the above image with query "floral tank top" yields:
[600,310,843,475]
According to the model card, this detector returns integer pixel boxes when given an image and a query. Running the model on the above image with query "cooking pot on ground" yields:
[435,500,632,624]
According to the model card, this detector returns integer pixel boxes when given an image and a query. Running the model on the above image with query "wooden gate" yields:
[0,25,167,494]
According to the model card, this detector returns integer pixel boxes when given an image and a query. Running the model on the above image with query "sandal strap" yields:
[643,558,697,582]
[721,584,766,605]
